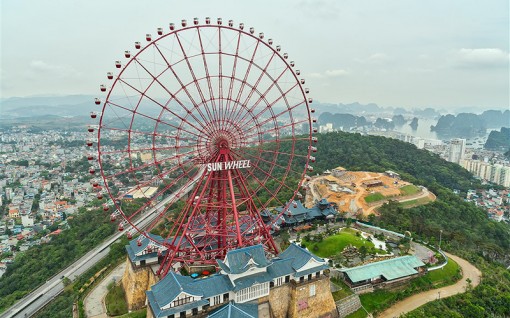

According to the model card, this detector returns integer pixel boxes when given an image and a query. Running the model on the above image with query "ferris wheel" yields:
[87,17,317,277]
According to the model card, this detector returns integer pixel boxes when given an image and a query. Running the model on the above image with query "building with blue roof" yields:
[208,301,258,318]
[268,199,338,227]
[146,243,337,318]
[125,233,168,267]
[340,255,426,293]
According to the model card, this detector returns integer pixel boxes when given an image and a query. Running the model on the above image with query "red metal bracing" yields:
[91,20,316,278]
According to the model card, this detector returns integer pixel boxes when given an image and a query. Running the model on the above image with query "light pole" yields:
[438,230,442,251]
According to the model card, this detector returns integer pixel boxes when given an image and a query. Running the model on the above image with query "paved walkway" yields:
[378,252,482,317]
[84,262,126,318]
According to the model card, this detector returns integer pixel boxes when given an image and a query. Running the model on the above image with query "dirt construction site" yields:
[305,167,435,216]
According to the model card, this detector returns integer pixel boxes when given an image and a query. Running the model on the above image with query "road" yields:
[0,178,198,318]
[365,187,435,215]
[378,252,482,318]
[84,261,126,318]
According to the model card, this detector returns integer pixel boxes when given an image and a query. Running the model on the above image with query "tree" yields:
[359,245,368,261]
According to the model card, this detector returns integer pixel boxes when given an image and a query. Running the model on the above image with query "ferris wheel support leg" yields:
[157,171,212,277]
[227,170,244,247]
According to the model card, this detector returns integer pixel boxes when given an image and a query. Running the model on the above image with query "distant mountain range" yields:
[1,96,508,137]
[0,95,94,118]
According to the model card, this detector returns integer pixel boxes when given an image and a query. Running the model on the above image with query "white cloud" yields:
[456,48,509,68]
[324,69,349,77]
[28,60,82,78]
[307,69,348,78]
[355,53,390,64]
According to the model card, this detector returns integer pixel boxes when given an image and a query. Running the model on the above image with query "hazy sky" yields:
[1,0,508,110]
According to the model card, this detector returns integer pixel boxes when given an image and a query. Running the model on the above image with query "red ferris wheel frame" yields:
[88,17,317,277]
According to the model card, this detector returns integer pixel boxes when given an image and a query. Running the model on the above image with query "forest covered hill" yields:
[1,131,509,317]
[312,131,510,317]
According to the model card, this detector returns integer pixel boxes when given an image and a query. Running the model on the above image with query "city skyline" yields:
[1,0,508,111]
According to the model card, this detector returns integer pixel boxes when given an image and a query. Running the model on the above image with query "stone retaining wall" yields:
[336,294,362,318]
[121,257,158,311]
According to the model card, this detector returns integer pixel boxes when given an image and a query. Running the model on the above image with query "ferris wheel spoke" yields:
[217,28,224,131]
[224,31,242,131]
[228,54,278,126]
[132,50,212,131]
[106,99,204,139]
[227,40,261,126]
[196,28,220,126]
[120,166,205,232]
[243,147,307,160]
[231,61,288,127]
[230,170,267,213]
[116,76,210,136]
[99,143,200,155]
[173,32,218,127]
[237,83,301,133]
[242,118,310,140]
[240,100,306,135]
[231,148,304,181]
[233,163,288,208]
[153,44,212,128]
[99,100,136,131]
[143,167,208,234]
[103,152,197,181]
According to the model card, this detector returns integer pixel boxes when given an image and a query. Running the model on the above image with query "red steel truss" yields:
[88,18,316,277]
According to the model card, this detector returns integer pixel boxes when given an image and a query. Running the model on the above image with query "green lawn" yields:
[360,290,397,312]
[331,277,354,300]
[398,197,431,208]
[105,283,128,316]
[345,308,368,318]
[426,257,460,284]
[117,308,147,318]
[302,229,384,258]
[399,185,420,196]
[364,192,386,203]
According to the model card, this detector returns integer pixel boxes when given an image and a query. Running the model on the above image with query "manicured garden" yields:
[301,228,385,258]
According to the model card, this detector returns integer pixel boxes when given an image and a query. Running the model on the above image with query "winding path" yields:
[377,252,482,318]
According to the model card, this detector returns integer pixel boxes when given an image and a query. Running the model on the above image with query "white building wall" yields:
[235,282,269,303]
[448,138,466,164]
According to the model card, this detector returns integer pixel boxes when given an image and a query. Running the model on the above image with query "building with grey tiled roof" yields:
[145,243,333,318]
[269,199,338,226]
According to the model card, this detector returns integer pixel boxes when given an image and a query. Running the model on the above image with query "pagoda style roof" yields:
[208,301,258,318]
[269,199,338,226]
[278,243,325,270]
[147,243,329,318]
[217,245,270,274]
